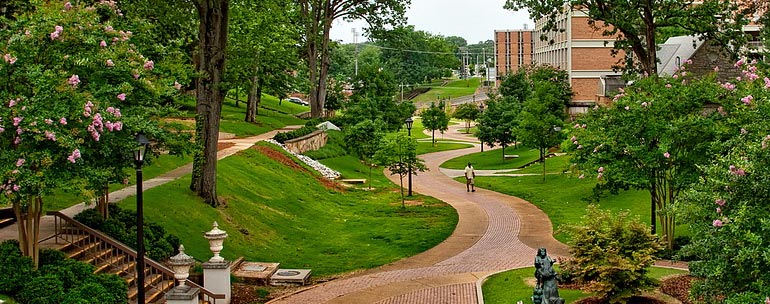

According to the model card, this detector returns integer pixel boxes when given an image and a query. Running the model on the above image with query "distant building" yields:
[494,29,535,79]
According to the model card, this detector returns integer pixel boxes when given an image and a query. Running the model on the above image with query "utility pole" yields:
[352,28,359,76]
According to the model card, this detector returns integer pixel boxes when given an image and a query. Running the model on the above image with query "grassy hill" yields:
[116,142,458,277]
[411,78,481,103]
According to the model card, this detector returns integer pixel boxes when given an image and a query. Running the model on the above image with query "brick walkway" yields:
[269,123,569,304]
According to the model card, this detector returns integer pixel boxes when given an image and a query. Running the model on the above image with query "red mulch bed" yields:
[575,296,668,304]
[253,145,344,191]
[218,142,236,151]
[660,274,694,304]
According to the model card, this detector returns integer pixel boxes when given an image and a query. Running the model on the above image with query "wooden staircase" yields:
[44,211,225,304]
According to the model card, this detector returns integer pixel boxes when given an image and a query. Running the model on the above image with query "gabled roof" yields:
[657,35,705,75]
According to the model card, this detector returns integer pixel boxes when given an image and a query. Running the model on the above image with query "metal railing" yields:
[47,211,226,304]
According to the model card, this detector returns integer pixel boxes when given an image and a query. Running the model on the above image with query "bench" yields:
[340,179,367,184]
[504,155,519,159]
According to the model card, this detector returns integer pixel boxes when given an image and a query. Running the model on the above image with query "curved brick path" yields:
[269,123,568,304]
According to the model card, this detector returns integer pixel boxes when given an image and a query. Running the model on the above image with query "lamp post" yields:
[405,117,414,196]
[133,133,150,304]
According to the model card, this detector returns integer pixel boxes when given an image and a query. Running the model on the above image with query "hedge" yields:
[273,125,318,143]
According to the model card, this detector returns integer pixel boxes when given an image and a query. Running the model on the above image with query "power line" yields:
[363,44,494,56]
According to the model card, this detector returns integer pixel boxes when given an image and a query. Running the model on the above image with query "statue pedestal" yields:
[203,260,231,304]
[166,286,199,304]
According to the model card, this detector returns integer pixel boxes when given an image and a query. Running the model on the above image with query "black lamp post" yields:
[133,133,150,304]
[405,117,414,196]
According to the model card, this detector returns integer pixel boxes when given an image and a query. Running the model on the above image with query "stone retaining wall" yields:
[284,130,327,154]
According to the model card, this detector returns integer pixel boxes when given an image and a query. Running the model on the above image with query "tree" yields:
[344,119,383,189]
[517,66,571,181]
[561,206,664,303]
[421,101,449,144]
[504,0,749,75]
[453,103,480,134]
[373,133,426,207]
[0,1,177,266]
[374,25,460,84]
[569,68,723,250]
[678,58,770,303]
[189,0,229,206]
[475,99,519,158]
[517,82,567,181]
[298,0,409,118]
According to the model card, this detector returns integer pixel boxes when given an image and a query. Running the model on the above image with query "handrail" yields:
[47,211,226,301]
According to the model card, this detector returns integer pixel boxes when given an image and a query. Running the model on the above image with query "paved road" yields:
[269,123,568,304]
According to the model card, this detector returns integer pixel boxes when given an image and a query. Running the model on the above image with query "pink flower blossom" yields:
[113,108,121,118]
[571,136,577,142]
[573,140,578,145]
[11,170,18,174]
[104,25,114,32]
[16,128,22,135]
[44,119,53,124]
[736,76,742,81]
[8,99,16,107]
[712,219,723,227]
[765,297,769,304]
[624,106,630,111]
[598,167,604,173]
[664,152,670,159]
[597,173,603,179]
[741,95,753,105]
[641,102,648,107]
[143,60,154,70]
[68,74,80,87]
[12,185,19,192]
[106,107,115,114]
[763,135,770,149]
[741,128,748,134]
[3,54,17,64]
[764,77,770,89]
[16,158,24,167]
[579,174,585,179]
[59,117,67,125]
[13,137,20,145]
[106,59,114,67]
[45,131,56,141]
[67,149,81,163]
[573,123,580,129]
[50,25,63,40]
[64,2,72,10]
[735,58,745,67]
[133,74,140,79]
[113,121,123,131]
[174,81,182,90]
[117,93,126,101]
[681,71,687,76]
[100,40,107,47]
[577,145,583,149]
[686,59,692,65]
[581,124,586,128]
[673,74,679,79]
[716,207,721,214]
[105,121,114,131]
[0,126,4,133]
[721,82,735,91]
[735,169,746,176]
[123,178,129,185]
[714,66,719,72]
[12,117,22,126]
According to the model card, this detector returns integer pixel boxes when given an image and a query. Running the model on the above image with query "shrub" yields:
[39,259,95,290]
[273,126,317,143]
[561,205,664,303]
[74,204,179,261]
[303,130,347,160]
[0,240,34,295]
[88,273,128,304]
[16,274,64,304]
[61,282,112,304]
[38,249,66,267]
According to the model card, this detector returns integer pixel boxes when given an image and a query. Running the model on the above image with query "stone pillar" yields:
[167,245,199,304]
[203,222,231,304]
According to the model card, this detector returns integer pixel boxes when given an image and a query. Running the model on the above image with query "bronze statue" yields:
[533,248,564,304]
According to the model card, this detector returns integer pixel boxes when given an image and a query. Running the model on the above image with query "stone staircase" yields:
[42,211,225,304]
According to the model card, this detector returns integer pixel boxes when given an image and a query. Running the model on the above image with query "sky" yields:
[330,0,533,45]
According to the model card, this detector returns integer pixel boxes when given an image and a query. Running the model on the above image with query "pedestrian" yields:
[464,162,475,192]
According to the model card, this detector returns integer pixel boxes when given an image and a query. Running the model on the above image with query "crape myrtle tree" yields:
[679,59,770,303]
[453,102,479,134]
[0,1,180,267]
[344,119,383,189]
[569,65,724,250]
[421,101,449,145]
[298,0,410,118]
[373,133,426,207]
[504,0,750,75]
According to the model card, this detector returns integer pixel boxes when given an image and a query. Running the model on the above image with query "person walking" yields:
[464,162,476,192]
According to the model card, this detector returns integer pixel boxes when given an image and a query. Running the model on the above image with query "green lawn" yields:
[482,266,687,304]
[115,143,458,277]
[441,146,542,170]
[411,78,481,103]
[498,154,572,175]
[416,142,474,155]
[461,172,690,242]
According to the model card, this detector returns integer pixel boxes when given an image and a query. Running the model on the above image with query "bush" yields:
[38,249,66,267]
[303,130,347,160]
[74,204,179,261]
[561,205,664,303]
[273,126,317,143]
[88,273,128,304]
[0,240,34,295]
[16,274,64,304]
[39,259,96,290]
[61,282,112,304]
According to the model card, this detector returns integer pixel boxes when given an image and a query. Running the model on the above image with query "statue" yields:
[533,248,564,304]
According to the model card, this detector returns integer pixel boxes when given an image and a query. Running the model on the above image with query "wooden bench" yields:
[504,155,519,159]
[340,179,367,184]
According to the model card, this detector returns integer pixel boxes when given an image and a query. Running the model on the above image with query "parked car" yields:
[287,97,309,106]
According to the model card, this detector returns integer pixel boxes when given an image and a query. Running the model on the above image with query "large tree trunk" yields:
[246,74,258,122]
[14,197,43,268]
[190,0,229,207]
[301,0,322,118]
[314,14,333,118]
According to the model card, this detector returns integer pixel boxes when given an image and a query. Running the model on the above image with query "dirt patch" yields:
[660,274,694,304]
[218,142,236,151]
[390,200,424,207]
[253,145,344,191]
[576,296,668,304]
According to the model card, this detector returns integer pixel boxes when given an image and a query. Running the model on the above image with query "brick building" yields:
[494,29,535,78]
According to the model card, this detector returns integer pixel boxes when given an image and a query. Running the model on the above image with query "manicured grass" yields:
[411,78,481,103]
[409,118,431,140]
[441,146,541,170]
[44,153,193,212]
[318,155,394,190]
[498,154,572,175]
[482,266,687,304]
[176,93,306,137]
[416,142,474,155]
[455,125,477,135]
[482,266,590,304]
[462,171,691,242]
[116,143,458,277]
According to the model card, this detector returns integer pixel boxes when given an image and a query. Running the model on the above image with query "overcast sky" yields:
[330,0,534,45]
